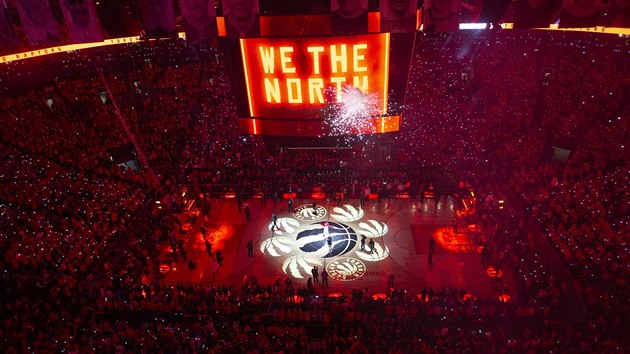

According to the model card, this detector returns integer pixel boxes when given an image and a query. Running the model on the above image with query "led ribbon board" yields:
[240,33,390,119]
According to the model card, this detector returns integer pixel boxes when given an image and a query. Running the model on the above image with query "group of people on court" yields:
[310,265,329,287]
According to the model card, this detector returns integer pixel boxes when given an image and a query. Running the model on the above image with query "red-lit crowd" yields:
[0,31,627,352]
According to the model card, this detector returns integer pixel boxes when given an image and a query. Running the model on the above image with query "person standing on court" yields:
[311,266,319,284]
[243,201,251,221]
[321,268,329,287]
[215,249,223,265]
[205,237,213,256]
[247,240,253,257]
[260,190,266,207]
[271,212,279,231]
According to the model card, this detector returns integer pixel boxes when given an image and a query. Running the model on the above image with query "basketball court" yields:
[159,197,507,299]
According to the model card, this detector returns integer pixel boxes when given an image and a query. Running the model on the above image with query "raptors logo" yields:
[331,205,364,222]
[293,203,327,221]
[282,255,324,279]
[326,257,366,281]
[268,217,300,235]
[275,203,390,281]
[296,221,357,258]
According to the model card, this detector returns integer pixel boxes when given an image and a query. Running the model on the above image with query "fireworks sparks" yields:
[323,85,382,136]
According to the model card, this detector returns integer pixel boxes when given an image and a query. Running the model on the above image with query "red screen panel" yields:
[237,115,399,136]
[240,33,390,119]
[259,15,331,37]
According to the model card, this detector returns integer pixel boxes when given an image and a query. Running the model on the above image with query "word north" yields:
[258,44,370,104]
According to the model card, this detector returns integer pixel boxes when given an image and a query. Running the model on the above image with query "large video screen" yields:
[240,33,390,119]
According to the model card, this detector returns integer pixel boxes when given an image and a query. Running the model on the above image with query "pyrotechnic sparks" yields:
[323,85,381,136]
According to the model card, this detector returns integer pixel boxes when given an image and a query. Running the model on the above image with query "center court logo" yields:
[296,221,357,258]
[261,203,391,281]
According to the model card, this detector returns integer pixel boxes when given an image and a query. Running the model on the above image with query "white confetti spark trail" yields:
[324,86,381,136]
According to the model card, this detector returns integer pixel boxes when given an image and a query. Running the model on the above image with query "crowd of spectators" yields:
[529,54,628,348]
[0,30,628,352]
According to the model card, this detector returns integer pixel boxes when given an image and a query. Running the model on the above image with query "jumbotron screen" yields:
[240,34,390,119]
[223,32,413,136]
